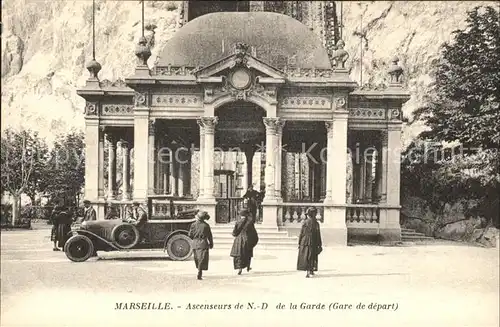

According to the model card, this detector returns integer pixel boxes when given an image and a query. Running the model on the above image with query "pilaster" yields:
[132,91,150,203]
[84,114,100,202]
[148,120,156,195]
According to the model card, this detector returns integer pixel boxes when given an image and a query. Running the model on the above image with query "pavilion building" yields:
[77,1,410,245]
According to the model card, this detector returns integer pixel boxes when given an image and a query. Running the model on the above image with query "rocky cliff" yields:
[1,1,495,144]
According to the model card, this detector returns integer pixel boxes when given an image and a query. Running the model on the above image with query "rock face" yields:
[1,1,496,144]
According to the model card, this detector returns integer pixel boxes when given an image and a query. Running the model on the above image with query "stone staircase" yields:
[401,228,434,242]
[211,224,298,250]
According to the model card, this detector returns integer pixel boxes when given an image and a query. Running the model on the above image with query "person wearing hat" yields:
[50,205,73,251]
[129,202,148,230]
[188,211,214,280]
[82,200,96,222]
[297,207,323,278]
[230,209,253,275]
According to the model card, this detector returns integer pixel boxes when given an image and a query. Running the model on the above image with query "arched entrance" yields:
[213,101,266,223]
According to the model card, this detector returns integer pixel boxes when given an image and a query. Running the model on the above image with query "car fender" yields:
[73,230,121,250]
[163,229,190,251]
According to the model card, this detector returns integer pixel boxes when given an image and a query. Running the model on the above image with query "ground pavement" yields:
[1,224,498,327]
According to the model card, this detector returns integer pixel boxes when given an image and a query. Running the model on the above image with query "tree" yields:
[44,130,85,207]
[413,6,500,149]
[1,129,47,224]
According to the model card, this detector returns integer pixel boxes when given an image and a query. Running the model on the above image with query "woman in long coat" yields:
[246,214,259,272]
[297,207,323,278]
[188,211,213,280]
[51,206,73,250]
[230,209,252,275]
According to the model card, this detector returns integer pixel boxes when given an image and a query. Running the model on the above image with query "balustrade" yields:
[281,203,324,224]
[345,204,380,223]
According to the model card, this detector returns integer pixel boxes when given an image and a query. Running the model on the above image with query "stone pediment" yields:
[194,43,285,82]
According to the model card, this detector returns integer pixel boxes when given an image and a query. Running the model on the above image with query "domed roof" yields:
[156,12,331,70]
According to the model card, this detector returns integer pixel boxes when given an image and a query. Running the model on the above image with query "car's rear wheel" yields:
[166,234,193,261]
[64,235,94,262]
[111,224,140,249]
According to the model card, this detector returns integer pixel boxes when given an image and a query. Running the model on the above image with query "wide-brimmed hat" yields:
[83,200,91,205]
[239,209,250,216]
[306,207,318,216]
[196,211,210,220]
[132,201,141,206]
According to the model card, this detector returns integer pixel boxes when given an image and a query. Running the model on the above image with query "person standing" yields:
[188,211,214,280]
[50,206,73,251]
[242,185,260,220]
[50,206,61,251]
[230,209,252,275]
[82,200,96,221]
[297,207,323,278]
[246,214,259,272]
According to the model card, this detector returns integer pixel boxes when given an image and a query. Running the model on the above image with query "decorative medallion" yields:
[229,68,252,90]
[134,91,148,107]
[85,101,98,116]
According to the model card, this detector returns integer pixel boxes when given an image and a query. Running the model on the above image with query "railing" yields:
[345,204,380,223]
[281,203,325,224]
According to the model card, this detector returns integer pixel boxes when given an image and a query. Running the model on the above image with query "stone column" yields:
[322,113,348,246]
[244,146,255,189]
[132,100,150,203]
[84,117,100,201]
[378,127,402,243]
[197,122,205,198]
[323,122,334,202]
[197,117,218,199]
[177,149,185,197]
[148,121,156,195]
[378,131,388,202]
[98,129,105,198]
[262,118,281,202]
[274,121,284,200]
[106,134,117,200]
[169,149,176,195]
[121,141,131,200]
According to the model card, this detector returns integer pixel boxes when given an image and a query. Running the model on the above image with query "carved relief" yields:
[134,91,149,107]
[325,121,334,138]
[263,117,285,134]
[389,108,401,120]
[152,95,202,107]
[99,79,127,88]
[349,108,386,119]
[335,97,347,109]
[85,101,99,116]
[196,116,218,134]
[155,66,198,76]
[148,120,156,136]
[101,104,133,115]
[280,96,331,109]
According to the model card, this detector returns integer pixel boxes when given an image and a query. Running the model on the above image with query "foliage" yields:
[44,130,85,207]
[413,6,500,149]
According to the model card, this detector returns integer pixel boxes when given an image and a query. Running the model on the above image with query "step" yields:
[401,235,434,241]
[401,231,427,237]
[401,228,416,233]
[213,234,297,242]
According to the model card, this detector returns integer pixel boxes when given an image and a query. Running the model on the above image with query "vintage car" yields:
[64,197,198,262]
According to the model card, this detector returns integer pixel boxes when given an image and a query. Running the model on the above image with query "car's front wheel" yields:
[64,235,95,262]
[166,234,193,261]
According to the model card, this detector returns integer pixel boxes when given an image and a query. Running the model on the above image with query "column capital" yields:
[105,133,117,145]
[148,120,156,136]
[120,140,130,149]
[197,116,218,134]
[263,117,285,134]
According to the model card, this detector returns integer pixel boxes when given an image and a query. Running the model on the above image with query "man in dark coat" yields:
[188,211,214,280]
[82,200,96,221]
[230,209,252,275]
[50,206,73,251]
[297,207,323,278]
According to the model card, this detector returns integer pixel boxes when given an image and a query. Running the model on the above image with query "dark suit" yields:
[83,207,96,221]
[188,220,213,270]
[133,207,148,230]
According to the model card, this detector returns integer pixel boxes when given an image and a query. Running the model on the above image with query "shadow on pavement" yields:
[204,270,407,280]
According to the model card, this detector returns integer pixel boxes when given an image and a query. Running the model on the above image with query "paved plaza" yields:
[1,224,498,327]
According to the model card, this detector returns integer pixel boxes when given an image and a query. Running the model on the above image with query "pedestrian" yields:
[246,214,259,272]
[230,209,252,275]
[82,200,96,221]
[188,211,214,280]
[50,206,60,251]
[297,207,323,278]
[50,206,73,251]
